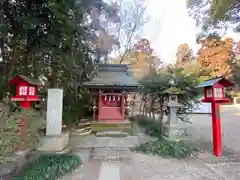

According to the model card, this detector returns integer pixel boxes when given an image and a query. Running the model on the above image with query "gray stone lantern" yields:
[163,79,187,141]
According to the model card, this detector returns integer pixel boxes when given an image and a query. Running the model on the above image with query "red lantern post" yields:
[198,77,234,157]
[8,75,42,151]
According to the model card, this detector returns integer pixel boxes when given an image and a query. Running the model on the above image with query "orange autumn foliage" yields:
[176,43,193,68]
[238,40,240,52]
[121,38,157,81]
[197,36,234,78]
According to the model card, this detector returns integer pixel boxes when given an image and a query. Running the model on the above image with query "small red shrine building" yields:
[8,75,42,108]
[83,64,139,122]
[198,77,234,103]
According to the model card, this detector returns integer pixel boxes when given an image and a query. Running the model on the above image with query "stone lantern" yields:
[163,80,187,141]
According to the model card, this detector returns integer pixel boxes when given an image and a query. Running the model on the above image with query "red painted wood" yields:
[200,77,234,157]
[20,101,31,109]
[97,94,125,121]
[213,83,225,99]
[99,107,122,120]
[202,85,229,103]
[211,100,222,157]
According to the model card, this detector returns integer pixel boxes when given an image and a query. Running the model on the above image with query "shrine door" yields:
[98,94,124,120]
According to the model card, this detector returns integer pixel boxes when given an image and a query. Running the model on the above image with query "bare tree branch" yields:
[102,0,149,63]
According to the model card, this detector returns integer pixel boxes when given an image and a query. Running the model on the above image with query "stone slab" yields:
[99,161,120,180]
[0,150,38,179]
[46,88,63,136]
[120,153,225,180]
[96,131,128,137]
[70,135,157,148]
[206,162,240,180]
[89,147,131,161]
[0,162,17,178]
[38,132,69,152]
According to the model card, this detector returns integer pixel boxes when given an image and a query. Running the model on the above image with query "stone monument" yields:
[38,89,69,152]
[163,82,187,141]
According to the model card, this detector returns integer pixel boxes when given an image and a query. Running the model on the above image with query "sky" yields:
[142,0,240,63]
[142,0,198,63]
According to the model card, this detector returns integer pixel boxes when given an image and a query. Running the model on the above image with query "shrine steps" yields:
[91,121,131,133]
[96,131,128,137]
[71,120,134,137]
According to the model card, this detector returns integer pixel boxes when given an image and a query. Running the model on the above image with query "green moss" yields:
[133,139,199,159]
[14,154,81,180]
[165,87,184,94]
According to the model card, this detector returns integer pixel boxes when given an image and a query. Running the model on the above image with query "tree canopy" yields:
[175,43,193,68]
[196,35,234,78]
[187,0,240,33]
[139,66,200,120]
[0,0,149,123]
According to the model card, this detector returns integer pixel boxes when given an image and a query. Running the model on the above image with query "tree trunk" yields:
[139,93,145,114]
[23,52,30,76]
[131,92,136,117]
[158,99,165,135]
[148,97,155,119]
[32,53,38,78]
[0,38,6,63]
[7,45,17,81]
[159,104,164,123]
[49,53,58,88]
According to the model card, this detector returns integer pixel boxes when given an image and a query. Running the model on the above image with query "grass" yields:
[13,154,81,180]
[133,139,199,159]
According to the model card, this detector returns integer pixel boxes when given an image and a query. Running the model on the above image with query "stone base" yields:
[38,132,69,152]
[163,124,188,141]
[0,149,38,179]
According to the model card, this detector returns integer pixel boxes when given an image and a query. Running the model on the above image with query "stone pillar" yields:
[46,89,63,136]
[169,107,178,124]
[38,89,69,153]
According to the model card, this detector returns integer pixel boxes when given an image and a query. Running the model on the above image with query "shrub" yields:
[62,90,92,125]
[133,115,199,158]
[134,115,163,139]
[0,109,44,161]
[14,154,81,180]
[0,114,19,161]
[22,109,45,149]
[134,139,199,159]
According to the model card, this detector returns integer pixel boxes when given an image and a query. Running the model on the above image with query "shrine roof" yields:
[164,87,184,94]
[8,75,42,86]
[83,64,139,89]
[197,77,234,88]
